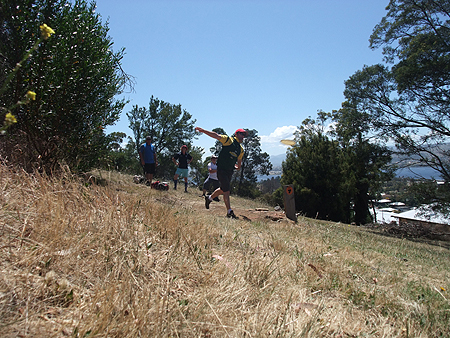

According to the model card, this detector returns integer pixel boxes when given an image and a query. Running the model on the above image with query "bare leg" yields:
[210,188,223,199]
[222,191,231,211]
[173,173,179,189]
[146,173,153,183]
[210,188,230,210]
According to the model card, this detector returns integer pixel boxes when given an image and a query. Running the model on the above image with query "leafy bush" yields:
[0,0,130,173]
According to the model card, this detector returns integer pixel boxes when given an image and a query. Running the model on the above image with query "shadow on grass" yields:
[360,223,450,250]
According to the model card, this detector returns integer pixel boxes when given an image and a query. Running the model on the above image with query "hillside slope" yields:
[1,168,449,337]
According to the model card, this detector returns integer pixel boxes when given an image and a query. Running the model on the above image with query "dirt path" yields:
[150,186,450,244]
[166,189,291,223]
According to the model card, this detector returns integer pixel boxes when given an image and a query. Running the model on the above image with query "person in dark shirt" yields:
[194,127,245,219]
[172,145,193,192]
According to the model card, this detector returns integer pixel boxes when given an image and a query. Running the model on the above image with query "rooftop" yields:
[391,205,450,225]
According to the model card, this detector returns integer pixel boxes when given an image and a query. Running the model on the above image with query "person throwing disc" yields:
[195,127,246,219]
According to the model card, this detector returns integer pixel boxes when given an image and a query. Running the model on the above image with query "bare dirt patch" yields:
[160,188,292,223]
[361,221,450,246]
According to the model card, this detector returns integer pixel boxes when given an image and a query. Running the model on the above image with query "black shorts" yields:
[202,177,220,191]
[217,169,233,193]
[143,163,156,175]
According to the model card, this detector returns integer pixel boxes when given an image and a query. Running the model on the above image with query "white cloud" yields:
[260,125,298,156]
[260,125,297,144]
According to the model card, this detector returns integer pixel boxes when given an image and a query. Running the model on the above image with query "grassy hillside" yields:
[1,166,449,337]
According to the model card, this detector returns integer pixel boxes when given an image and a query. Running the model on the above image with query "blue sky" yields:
[95,0,388,157]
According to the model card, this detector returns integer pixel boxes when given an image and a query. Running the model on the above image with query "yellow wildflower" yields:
[40,24,55,40]
[26,91,36,100]
[5,113,17,124]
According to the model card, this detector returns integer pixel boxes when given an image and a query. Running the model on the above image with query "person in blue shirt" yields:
[139,136,158,184]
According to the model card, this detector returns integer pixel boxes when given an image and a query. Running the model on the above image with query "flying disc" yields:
[280,139,295,146]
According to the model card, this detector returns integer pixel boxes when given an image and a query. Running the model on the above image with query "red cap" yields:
[235,128,247,136]
[181,145,188,149]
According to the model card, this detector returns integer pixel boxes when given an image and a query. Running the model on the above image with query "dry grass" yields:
[1,166,449,337]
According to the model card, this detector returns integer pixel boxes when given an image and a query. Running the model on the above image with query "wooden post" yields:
[283,185,297,222]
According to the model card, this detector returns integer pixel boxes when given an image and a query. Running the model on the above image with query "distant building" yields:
[391,206,450,240]
[377,199,392,204]
[390,202,405,207]
[389,201,410,212]
[373,207,399,224]
[392,206,449,225]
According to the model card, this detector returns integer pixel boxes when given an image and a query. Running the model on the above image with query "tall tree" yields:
[281,119,348,222]
[127,105,148,156]
[344,0,450,212]
[127,96,197,179]
[235,129,272,197]
[332,102,394,224]
[102,132,139,173]
[187,146,207,187]
[0,0,131,172]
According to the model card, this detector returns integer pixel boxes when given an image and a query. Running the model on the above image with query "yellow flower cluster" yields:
[40,24,55,40]
[26,91,36,100]
[1,25,54,134]
[4,113,17,125]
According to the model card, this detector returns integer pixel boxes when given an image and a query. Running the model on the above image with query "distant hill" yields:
[269,144,448,179]
[269,153,286,169]
[390,142,450,165]
[271,143,450,168]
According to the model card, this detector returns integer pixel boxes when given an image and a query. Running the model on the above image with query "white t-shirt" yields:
[208,162,218,180]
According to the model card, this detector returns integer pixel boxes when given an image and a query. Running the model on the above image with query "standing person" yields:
[194,127,246,219]
[201,155,220,199]
[139,136,158,185]
[172,145,193,192]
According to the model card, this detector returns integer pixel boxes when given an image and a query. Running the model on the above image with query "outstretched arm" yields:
[195,127,221,141]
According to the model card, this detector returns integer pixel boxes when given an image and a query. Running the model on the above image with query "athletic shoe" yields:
[213,197,220,202]
[227,210,238,219]
[205,195,212,209]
